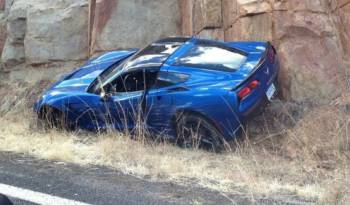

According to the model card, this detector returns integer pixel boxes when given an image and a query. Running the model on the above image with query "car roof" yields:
[119,37,258,75]
[119,37,192,73]
[155,37,191,44]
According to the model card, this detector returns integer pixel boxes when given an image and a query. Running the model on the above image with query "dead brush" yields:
[320,181,350,205]
[282,106,350,167]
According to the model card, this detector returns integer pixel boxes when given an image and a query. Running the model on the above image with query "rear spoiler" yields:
[234,42,276,89]
[257,42,276,68]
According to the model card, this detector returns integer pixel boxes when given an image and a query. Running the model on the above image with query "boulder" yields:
[193,0,222,33]
[3,0,14,16]
[273,11,336,40]
[180,0,194,36]
[1,38,25,68]
[1,0,89,67]
[24,0,89,64]
[0,0,5,11]
[0,19,6,58]
[222,0,238,29]
[273,0,329,12]
[222,0,271,30]
[0,0,28,68]
[6,0,28,21]
[90,0,182,52]
[198,28,224,40]
[337,2,350,59]
[222,0,273,41]
[274,10,346,103]
[224,13,273,42]
[6,14,25,44]
[277,36,346,103]
[237,0,271,16]
[0,0,13,62]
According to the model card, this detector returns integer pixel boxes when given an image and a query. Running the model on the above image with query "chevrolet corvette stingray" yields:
[34,37,279,150]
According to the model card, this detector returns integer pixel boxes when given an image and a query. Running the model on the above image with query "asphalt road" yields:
[0,152,313,205]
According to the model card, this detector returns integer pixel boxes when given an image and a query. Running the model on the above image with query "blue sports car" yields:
[34,37,279,150]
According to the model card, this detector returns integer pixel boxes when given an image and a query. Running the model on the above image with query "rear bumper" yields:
[242,94,268,119]
[242,78,278,120]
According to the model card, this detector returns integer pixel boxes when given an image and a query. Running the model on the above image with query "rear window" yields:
[173,44,247,72]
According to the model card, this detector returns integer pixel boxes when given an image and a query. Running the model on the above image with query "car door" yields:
[101,69,147,131]
[145,71,190,136]
[105,91,144,131]
[145,87,172,134]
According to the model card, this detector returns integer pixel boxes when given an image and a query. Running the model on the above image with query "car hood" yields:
[34,50,138,112]
[48,49,138,93]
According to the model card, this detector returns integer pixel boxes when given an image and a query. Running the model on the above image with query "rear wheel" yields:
[175,113,224,152]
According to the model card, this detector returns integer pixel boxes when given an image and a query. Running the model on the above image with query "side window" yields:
[173,44,247,72]
[103,70,143,93]
[104,69,158,93]
[155,71,190,88]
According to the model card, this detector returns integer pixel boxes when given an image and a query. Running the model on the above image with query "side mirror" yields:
[100,91,112,101]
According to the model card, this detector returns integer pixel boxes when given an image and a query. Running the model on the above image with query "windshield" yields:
[99,42,182,87]
[89,40,185,94]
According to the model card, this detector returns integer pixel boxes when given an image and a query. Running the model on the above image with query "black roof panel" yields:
[155,37,191,44]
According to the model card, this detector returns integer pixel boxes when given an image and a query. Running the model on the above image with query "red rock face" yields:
[89,0,182,53]
[0,21,5,58]
[338,1,350,59]
[179,0,194,36]
[89,0,118,54]
[0,0,6,58]
[180,0,350,104]
[0,0,5,11]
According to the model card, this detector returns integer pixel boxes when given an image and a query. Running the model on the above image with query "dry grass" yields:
[0,116,323,200]
[0,80,349,204]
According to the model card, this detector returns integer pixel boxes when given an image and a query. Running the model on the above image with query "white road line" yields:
[0,183,91,205]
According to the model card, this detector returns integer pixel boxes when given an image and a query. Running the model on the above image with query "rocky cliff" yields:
[0,0,349,104]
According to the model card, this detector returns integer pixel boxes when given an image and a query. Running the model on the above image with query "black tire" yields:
[175,112,224,152]
[0,194,13,205]
[38,106,72,130]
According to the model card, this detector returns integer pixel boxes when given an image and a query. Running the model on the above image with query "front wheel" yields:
[38,106,73,131]
[175,113,225,152]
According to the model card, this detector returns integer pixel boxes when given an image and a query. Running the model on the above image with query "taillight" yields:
[237,87,251,99]
[249,80,259,89]
[237,80,260,100]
